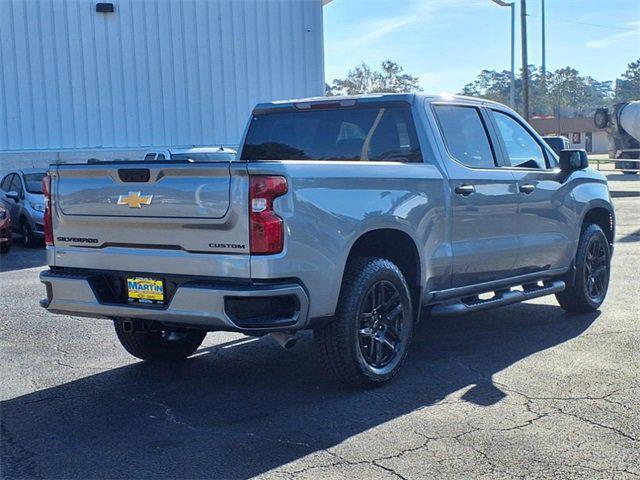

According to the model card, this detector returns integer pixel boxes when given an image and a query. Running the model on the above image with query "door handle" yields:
[519,183,535,194]
[454,184,475,196]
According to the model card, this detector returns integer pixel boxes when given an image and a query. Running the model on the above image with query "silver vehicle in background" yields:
[143,146,237,162]
[0,169,47,247]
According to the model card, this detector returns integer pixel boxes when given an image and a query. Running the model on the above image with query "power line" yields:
[526,14,638,32]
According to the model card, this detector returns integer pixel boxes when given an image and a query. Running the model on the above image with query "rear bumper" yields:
[40,269,309,332]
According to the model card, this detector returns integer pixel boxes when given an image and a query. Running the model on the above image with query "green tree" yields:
[325,83,338,96]
[460,65,612,118]
[546,67,612,117]
[329,60,422,95]
[614,58,640,103]
[461,69,513,104]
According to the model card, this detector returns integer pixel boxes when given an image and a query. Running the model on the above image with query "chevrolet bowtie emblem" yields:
[117,192,153,208]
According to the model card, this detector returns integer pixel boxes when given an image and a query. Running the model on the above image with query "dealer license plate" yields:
[126,277,165,305]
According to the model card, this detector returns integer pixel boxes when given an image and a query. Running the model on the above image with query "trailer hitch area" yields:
[120,318,159,334]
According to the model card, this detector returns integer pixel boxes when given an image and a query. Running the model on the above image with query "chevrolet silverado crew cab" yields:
[40,94,614,387]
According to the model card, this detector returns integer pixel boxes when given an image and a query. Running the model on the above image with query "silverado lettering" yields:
[56,237,99,244]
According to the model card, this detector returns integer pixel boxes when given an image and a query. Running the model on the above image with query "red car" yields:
[0,205,11,254]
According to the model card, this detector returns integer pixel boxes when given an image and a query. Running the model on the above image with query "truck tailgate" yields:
[50,161,251,278]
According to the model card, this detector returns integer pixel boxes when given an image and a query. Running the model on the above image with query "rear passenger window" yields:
[492,111,548,169]
[434,105,496,168]
[241,105,422,163]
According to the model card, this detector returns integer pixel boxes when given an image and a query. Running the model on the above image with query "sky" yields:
[323,0,640,94]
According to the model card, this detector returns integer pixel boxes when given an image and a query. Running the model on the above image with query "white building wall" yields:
[564,131,608,154]
[0,0,325,165]
[592,131,608,154]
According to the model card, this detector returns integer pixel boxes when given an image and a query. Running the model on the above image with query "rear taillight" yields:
[42,175,53,246]
[249,175,287,254]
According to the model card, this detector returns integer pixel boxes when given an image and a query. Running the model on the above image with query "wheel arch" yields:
[580,202,615,247]
[343,228,423,315]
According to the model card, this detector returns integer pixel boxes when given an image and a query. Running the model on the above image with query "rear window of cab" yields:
[240,105,422,163]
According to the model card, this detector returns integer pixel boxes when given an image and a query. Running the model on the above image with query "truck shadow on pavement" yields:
[618,229,640,243]
[1,304,599,479]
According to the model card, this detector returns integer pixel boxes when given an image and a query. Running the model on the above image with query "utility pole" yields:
[520,0,529,120]
[541,0,546,91]
[491,0,515,109]
[509,3,515,109]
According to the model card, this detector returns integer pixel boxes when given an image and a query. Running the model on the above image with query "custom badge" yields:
[117,192,153,208]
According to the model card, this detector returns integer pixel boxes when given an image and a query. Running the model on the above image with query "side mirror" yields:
[559,149,589,172]
[5,191,19,202]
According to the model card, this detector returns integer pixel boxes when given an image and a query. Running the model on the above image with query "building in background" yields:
[0,0,330,170]
[530,117,608,154]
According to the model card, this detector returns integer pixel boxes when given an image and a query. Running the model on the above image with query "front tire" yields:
[21,220,39,248]
[556,224,611,313]
[114,319,206,362]
[314,257,414,387]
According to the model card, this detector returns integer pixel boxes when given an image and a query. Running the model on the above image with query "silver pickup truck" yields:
[40,94,614,387]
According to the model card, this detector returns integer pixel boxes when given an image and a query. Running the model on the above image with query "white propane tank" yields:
[619,101,640,142]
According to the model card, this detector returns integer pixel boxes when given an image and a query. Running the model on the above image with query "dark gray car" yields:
[0,169,47,247]
[40,94,614,387]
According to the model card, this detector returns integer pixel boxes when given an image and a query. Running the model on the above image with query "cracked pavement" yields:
[1,196,638,479]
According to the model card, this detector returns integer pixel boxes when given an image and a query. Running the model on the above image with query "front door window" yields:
[493,111,547,169]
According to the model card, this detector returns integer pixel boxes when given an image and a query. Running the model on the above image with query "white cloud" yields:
[585,20,640,49]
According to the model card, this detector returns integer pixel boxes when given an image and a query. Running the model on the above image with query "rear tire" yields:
[314,257,414,388]
[556,224,611,313]
[114,319,206,362]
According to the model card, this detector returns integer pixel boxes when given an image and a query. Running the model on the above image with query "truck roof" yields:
[252,93,506,114]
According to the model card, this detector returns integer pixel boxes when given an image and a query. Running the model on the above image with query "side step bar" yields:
[431,280,565,317]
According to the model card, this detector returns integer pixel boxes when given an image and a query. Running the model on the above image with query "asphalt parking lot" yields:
[1,185,639,479]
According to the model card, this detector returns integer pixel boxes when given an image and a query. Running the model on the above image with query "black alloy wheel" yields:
[357,280,407,370]
[556,223,610,313]
[584,235,609,303]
